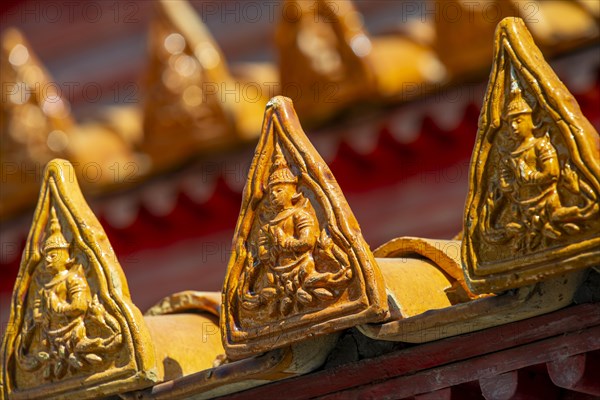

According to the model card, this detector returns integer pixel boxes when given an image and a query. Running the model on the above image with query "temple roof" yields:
[1,3,599,399]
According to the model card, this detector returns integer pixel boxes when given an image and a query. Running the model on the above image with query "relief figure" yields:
[239,151,352,317]
[482,79,598,251]
[16,207,122,380]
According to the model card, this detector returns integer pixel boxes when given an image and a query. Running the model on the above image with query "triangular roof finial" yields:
[222,96,388,359]
[462,17,600,294]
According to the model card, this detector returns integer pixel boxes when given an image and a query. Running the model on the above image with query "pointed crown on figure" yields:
[503,78,532,119]
[268,151,298,187]
[43,207,69,253]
